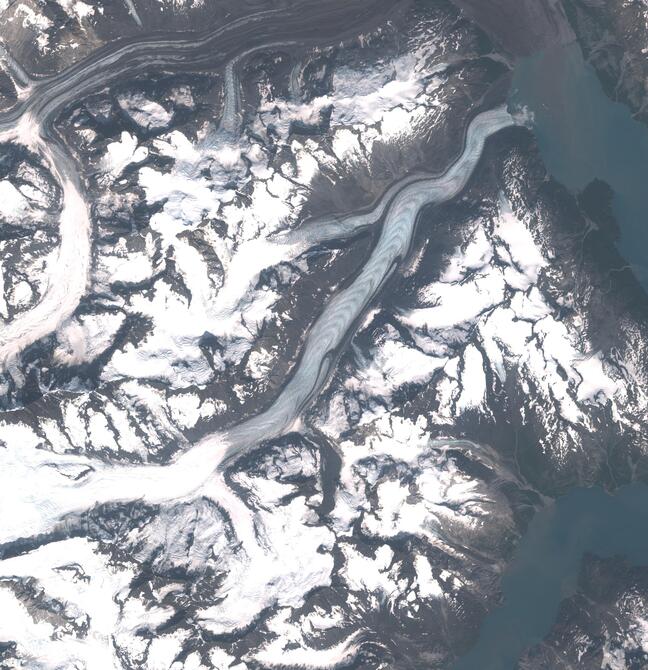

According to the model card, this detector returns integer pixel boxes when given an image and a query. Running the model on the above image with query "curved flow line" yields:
[0,106,517,549]
[0,0,404,370]
[0,134,91,368]
[218,106,515,465]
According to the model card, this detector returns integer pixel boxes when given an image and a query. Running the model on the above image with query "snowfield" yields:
[1,1,648,668]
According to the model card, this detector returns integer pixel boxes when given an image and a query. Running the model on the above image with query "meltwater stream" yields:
[456,40,648,670]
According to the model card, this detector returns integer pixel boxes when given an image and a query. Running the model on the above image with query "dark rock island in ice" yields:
[1,0,648,668]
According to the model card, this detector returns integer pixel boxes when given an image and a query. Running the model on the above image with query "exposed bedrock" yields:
[449,0,574,56]
[0,0,408,374]
[2,1,648,668]
[520,553,648,669]
[562,0,648,125]
[0,106,516,549]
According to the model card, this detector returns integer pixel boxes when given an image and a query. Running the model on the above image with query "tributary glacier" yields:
[1,0,648,668]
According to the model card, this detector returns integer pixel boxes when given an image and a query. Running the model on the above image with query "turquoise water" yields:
[455,41,648,668]
[509,41,648,287]
[454,484,648,669]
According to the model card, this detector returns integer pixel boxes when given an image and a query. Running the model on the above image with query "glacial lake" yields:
[455,40,648,669]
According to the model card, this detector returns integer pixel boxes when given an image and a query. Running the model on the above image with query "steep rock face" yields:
[0,144,61,329]
[0,0,499,445]
[450,0,574,56]
[315,127,648,495]
[1,0,648,669]
[562,0,648,124]
[520,554,648,669]
[0,0,308,76]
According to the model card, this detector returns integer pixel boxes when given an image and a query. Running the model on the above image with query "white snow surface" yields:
[0,538,135,669]
[2,20,648,669]
[394,195,625,436]
[0,137,92,369]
